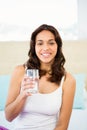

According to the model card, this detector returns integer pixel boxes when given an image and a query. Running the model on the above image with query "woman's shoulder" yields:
[66,72,76,81]
[63,72,76,89]
[14,64,25,71]
[12,64,25,78]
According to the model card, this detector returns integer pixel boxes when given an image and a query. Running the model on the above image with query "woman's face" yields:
[35,30,58,65]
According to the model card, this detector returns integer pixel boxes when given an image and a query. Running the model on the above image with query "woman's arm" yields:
[5,65,30,122]
[54,73,76,130]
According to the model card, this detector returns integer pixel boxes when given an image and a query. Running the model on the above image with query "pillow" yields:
[0,75,10,110]
[73,74,86,109]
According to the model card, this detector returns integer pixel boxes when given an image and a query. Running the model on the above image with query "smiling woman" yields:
[4,24,76,130]
[0,40,87,130]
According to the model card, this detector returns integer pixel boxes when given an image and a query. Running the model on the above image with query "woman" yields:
[5,24,76,130]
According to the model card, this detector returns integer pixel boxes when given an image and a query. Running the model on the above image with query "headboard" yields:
[0,40,87,88]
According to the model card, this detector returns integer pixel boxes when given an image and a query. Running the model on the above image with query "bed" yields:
[0,40,87,130]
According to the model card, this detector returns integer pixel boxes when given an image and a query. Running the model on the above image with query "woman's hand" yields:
[20,74,35,97]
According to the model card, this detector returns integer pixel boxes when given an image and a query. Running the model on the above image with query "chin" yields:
[41,59,54,64]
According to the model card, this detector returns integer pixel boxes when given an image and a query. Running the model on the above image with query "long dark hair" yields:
[26,24,66,85]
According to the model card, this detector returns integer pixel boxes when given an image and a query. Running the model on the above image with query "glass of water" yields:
[26,69,39,94]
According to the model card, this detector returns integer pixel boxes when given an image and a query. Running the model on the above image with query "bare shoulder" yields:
[12,64,25,76]
[14,64,25,73]
[65,72,76,83]
[11,64,25,82]
[63,72,76,90]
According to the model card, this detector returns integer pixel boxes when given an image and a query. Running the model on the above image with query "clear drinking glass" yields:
[26,69,39,94]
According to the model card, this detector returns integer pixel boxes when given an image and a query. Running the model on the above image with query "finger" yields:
[20,89,32,98]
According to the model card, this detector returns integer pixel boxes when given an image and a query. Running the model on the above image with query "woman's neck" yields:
[40,63,51,72]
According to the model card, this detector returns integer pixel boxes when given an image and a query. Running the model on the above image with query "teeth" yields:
[42,54,50,56]
[41,53,50,58]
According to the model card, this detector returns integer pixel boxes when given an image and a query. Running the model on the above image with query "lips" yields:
[41,53,51,58]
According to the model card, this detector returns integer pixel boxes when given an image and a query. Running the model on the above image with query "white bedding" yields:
[0,108,87,130]
[0,111,15,129]
[68,108,87,130]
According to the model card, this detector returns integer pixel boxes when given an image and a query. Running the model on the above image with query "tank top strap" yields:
[60,76,65,88]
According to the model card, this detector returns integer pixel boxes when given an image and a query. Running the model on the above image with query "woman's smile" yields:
[41,52,51,58]
[35,30,58,64]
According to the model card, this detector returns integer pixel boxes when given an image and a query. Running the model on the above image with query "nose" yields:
[43,43,49,50]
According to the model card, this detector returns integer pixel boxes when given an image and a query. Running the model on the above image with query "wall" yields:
[0,40,87,88]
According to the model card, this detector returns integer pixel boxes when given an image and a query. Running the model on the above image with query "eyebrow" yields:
[36,40,42,42]
[36,39,55,42]
[49,39,55,41]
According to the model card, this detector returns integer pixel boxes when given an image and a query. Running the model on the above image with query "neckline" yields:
[37,76,64,95]
[38,85,62,95]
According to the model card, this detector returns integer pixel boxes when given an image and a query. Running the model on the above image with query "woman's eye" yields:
[49,42,55,45]
[36,42,43,45]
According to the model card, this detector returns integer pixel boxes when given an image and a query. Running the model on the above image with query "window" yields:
[0,0,78,41]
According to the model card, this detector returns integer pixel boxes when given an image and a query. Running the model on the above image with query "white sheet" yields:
[0,109,87,130]
[68,108,87,130]
[0,111,15,129]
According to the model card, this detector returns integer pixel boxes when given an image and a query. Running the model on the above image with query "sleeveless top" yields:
[13,76,65,130]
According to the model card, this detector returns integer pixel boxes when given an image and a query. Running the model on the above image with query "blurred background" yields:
[0,0,87,41]
[0,0,87,75]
